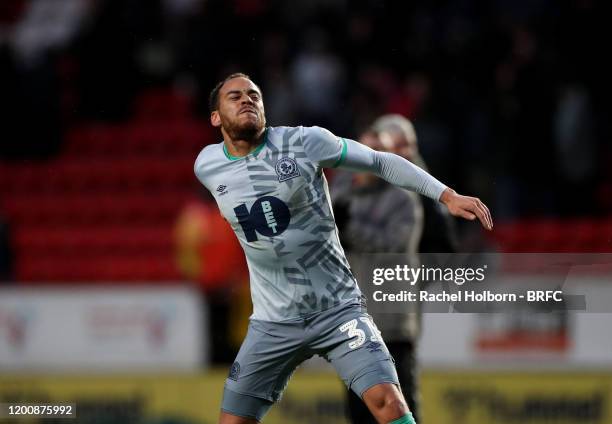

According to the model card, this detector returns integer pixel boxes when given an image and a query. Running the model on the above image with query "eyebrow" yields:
[225,89,261,97]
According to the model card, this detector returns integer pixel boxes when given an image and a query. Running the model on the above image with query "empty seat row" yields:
[64,121,214,157]
[13,225,175,253]
[132,88,195,120]
[16,253,182,282]
[0,157,198,194]
[490,219,612,252]
[2,191,194,225]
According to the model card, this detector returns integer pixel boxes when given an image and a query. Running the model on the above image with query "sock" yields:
[389,412,416,424]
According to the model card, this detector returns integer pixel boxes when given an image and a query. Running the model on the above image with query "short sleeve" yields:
[301,126,348,169]
[194,146,213,191]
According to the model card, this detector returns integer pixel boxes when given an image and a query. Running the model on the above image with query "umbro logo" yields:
[216,185,229,196]
[365,341,382,353]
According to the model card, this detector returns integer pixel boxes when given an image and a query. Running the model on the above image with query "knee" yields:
[363,383,411,422]
[371,392,408,417]
[384,397,409,417]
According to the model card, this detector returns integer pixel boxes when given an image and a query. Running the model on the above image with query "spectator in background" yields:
[11,0,89,66]
[372,114,458,253]
[553,84,597,215]
[331,130,424,424]
[174,190,249,363]
[333,115,459,423]
[291,29,345,130]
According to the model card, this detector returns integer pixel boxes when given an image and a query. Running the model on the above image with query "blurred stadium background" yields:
[0,0,610,423]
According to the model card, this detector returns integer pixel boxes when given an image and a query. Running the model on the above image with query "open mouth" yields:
[240,109,257,115]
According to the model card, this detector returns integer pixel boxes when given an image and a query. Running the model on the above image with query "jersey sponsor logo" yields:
[275,157,300,182]
[234,196,291,242]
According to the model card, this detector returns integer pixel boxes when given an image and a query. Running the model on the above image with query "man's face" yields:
[211,77,266,141]
[380,131,418,162]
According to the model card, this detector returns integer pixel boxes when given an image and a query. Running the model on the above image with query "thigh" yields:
[220,389,272,423]
[309,305,399,397]
[224,319,308,403]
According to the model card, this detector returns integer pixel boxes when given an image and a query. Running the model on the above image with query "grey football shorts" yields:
[221,301,399,421]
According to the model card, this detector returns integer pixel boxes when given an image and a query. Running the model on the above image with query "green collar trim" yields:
[223,128,268,161]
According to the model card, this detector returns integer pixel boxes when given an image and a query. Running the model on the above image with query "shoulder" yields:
[299,126,345,168]
[300,125,337,141]
[265,125,302,143]
[265,125,337,144]
[268,125,300,133]
[194,141,224,181]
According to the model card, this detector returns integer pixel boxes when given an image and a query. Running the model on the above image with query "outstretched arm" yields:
[337,137,493,230]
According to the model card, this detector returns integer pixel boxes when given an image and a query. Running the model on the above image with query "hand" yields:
[439,188,493,230]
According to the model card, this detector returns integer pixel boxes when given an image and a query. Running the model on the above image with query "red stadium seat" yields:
[489,218,612,253]
[0,86,223,283]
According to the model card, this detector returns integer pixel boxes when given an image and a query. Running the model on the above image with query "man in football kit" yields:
[194,73,493,424]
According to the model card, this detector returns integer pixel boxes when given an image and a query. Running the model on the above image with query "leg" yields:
[315,306,409,423]
[362,382,410,423]
[345,343,418,424]
[220,319,306,423]
[388,341,419,422]
[346,386,377,424]
[220,387,273,424]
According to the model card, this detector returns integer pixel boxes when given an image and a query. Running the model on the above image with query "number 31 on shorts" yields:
[339,317,382,349]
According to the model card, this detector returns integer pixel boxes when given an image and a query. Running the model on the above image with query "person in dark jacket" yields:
[372,114,459,254]
[334,116,459,424]
[332,129,424,424]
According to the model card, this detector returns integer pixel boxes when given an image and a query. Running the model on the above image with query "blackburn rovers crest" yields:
[275,157,300,182]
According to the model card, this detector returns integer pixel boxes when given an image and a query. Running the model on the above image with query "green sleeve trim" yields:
[223,128,268,161]
[389,412,416,424]
[389,413,416,424]
[332,138,348,168]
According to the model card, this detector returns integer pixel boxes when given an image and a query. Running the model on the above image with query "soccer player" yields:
[194,73,493,424]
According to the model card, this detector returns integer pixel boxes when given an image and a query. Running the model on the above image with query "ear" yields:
[210,111,221,128]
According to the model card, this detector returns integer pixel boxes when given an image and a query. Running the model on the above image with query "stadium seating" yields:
[0,88,215,282]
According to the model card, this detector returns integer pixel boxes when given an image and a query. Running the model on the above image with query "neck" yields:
[222,127,266,157]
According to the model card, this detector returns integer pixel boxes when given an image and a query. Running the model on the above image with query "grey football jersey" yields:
[194,126,361,321]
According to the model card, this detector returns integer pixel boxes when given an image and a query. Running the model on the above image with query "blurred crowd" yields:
[0,0,609,220]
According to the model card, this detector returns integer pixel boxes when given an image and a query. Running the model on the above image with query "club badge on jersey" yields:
[275,157,300,182]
